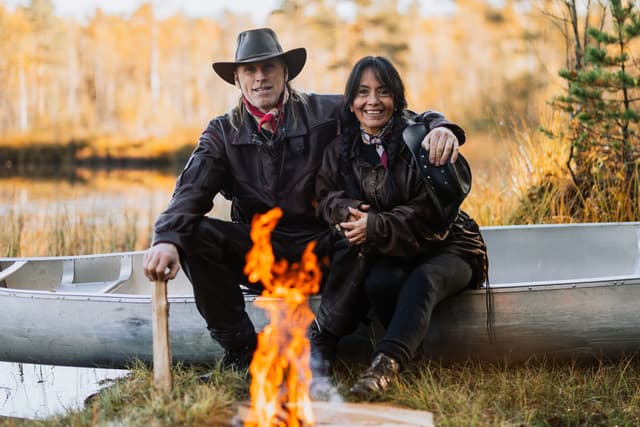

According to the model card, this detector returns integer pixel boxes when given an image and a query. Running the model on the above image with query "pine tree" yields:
[552,0,639,194]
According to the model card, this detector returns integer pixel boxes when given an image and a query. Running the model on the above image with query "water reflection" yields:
[0,361,128,420]
[0,167,231,256]
[0,163,185,180]
[0,168,179,216]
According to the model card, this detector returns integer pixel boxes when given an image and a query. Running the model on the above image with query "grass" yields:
[0,189,153,257]
[3,356,638,426]
[0,363,248,427]
[392,357,640,426]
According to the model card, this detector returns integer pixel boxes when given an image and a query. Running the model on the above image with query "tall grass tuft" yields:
[0,204,24,257]
[463,166,519,226]
[0,171,233,258]
[463,110,639,226]
[461,114,573,226]
[38,207,144,256]
[0,174,176,257]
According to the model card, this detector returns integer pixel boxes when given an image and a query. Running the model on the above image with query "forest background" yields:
[0,0,638,257]
[0,0,564,164]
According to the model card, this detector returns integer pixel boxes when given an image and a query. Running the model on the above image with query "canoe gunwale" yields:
[0,287,194,304]
[484,276,640,292]
[1,274,639,300]
[480,220,640,231]
[0,260,28,282]
[0,251,142,263]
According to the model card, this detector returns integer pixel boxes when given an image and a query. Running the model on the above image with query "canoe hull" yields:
[423,280,640,362]
[2,221,640,368]
[2,280,639,368]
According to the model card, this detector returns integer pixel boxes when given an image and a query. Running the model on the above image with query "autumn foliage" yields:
[0,0,566,151]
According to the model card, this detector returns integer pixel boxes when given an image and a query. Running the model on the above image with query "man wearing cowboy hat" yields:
[144,28,342,370]
[142,27,464,370]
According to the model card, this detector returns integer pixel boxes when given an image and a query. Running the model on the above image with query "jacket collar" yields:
[230,99,308,146]
[346,119,409,162]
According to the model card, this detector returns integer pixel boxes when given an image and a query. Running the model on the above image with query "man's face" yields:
[235,59,287,112]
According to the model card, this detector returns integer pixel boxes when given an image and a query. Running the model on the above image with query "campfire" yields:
[243,207,321,427]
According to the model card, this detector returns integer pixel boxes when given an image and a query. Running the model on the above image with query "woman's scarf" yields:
[360,117,394,168]
[242,88,288,133]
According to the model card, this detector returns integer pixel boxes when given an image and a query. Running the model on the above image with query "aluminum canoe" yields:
[1,222,639,368]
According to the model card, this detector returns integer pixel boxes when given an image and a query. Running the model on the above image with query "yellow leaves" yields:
[0,1,569,145]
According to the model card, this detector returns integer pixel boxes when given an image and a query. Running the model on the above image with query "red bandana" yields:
[242,93,285,132]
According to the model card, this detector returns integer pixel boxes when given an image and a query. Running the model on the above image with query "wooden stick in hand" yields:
[152,279,172,393]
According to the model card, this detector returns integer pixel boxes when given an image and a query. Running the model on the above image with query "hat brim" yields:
[212,48,307,85]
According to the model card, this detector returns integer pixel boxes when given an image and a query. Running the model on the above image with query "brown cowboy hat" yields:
[212,28,307,85]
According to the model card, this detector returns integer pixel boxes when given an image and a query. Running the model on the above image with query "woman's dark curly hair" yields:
[339,56,409,204]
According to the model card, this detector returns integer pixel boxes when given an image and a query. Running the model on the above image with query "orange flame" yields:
[243,207,321,427]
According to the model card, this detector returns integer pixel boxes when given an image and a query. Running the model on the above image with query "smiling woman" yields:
[311,55,487,399]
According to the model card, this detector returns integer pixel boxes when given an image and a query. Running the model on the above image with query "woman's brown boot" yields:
[349,353,400,399]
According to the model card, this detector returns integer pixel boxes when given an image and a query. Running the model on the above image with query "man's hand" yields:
[143,242,180,282]
[340,206,368,245]
[421,127,459,166]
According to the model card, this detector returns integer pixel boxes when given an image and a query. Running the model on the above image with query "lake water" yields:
[0,361,128,420]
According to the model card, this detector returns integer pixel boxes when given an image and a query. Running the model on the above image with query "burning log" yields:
[235,402,434,426]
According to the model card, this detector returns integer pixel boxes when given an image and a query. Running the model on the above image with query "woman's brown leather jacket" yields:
[316,112,488,288]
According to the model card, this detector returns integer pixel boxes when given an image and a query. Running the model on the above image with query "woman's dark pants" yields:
[317,247,472,368]
[364,253,472,368]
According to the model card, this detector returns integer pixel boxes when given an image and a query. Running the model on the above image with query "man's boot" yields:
[198,317,257,382]
[309,320,340,400]
[220,332,257,371]
[309,320,338,377]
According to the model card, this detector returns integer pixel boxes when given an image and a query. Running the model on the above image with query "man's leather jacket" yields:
[153,93,343,253]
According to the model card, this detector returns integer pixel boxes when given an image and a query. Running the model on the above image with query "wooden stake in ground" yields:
[152,279,172,393]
